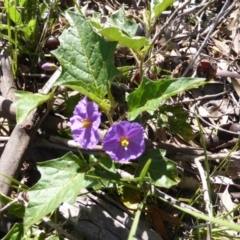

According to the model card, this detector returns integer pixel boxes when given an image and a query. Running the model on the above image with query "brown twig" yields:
[0,51,17,102]
[0,53,59,212]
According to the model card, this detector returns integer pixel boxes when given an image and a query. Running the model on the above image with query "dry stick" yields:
[154,188,203,214]
[194,157,212,240]
[173,151,240,162]
[181,0,231,77]
[34,137,103,156]
[200,1,235,37]
[0,51,17,102]
[150,0,191,46]
[41,136,208,156]
[0,110,45,198]
[196,114,240,136]
[0,96,16,121]
[178,1,211,17]
[0,68,67,132]
[194,158,212,215]
[180,91,228,103]
[149,0,211,63]
[0,57,60,209]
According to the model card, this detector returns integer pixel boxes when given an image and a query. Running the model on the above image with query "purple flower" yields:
[70,97,101,149]
[103,121,145,162]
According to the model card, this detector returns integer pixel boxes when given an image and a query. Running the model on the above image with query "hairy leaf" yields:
[23,152,95,230]
[127,77,205,120]
[99,27,149,50]
[14,91,53,124]
[52,11,120,111]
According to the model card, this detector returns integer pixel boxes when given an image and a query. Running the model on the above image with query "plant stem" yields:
[128,190,149,240]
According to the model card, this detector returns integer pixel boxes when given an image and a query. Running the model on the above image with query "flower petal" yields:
[103,121,145,162]
[73,97,88,118]
[81,128,100,149]
[70,97,101,149]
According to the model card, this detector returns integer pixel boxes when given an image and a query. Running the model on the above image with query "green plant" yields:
[3,1,240,239]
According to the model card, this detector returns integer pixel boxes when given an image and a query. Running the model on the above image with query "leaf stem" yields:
[129,49,140,66]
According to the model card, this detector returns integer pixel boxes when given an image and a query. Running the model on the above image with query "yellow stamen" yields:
[81,119,92,128]
[120,136,129,150]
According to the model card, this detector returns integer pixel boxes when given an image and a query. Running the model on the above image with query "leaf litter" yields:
[1,0,240,239]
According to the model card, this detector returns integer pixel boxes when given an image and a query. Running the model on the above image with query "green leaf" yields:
[19,0,39,22]
[135,149,179,188]
[21,19,36,40]
[127,77,205,120]
[107,6,138,37]
[86,155,120,189]
[52,11,120,111]
[23,152,96,230]
[151,0,174,20]
[99,27,149,50]
[4,0,22,25]
[118,65,135,75]
[98,155,118,174]
[139,159,151,179]
[2,223,25,240]
[14,91,53,124]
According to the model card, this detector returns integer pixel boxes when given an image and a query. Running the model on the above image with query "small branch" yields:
[197,114,240,136]
[172,151,240,162]
[150,0,191,45]
[0,96,16,121]
[0,51,17,102]
[0,61,60,213]
[33,136,103,156]
[179,91,228,104]
[155,188,203,214]
[194,158,212,215]
[194,157,212,239]
[182,0,231,77]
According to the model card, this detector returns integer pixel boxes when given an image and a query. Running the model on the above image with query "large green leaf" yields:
[23,152,95,230]
[127,77,205,120]
[52,11,120,111]
[99,27,149,50]
[135,149,179,188]
[14,90,53,124]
